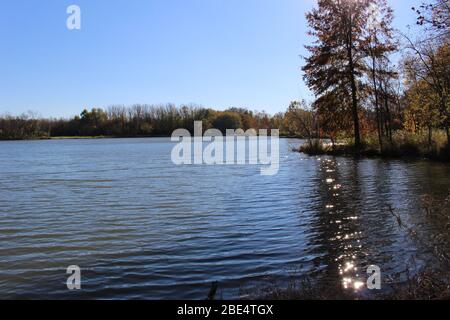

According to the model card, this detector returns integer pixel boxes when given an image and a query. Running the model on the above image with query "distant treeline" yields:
[0,105,286,140]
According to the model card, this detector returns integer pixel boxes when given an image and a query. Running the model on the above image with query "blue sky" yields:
[0,0,419,118]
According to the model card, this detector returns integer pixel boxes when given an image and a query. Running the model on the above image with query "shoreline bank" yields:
[296,140,450,162]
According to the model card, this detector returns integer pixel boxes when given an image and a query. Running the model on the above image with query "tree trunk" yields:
[346,17,361,151]
[385,98,393,143]
[442,98,449,145]
[428,125,433,152]
[371,55,383,152]
[446,126,449,145]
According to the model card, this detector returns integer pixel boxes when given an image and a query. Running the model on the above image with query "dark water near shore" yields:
[0,138,449,299]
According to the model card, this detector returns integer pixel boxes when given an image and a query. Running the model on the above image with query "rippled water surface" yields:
[0,138,449,299]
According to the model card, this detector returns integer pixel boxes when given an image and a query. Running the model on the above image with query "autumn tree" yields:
[403,41,450,144]
[212,112,242,134]
[314,91,354,145]
[303,0,373,150]
[413,0,450,35]
[364,0,398,150]
[285,101,317,144]
[79,108,108,136]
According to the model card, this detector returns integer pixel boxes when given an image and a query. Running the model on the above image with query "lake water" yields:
[0,138,449,299]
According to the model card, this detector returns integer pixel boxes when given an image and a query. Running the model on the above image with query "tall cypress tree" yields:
[303,0,370,150]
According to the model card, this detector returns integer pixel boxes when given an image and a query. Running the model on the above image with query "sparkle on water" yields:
[0,138,448,299]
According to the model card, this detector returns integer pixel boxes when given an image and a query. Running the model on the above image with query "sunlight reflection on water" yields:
[0,138,449,298]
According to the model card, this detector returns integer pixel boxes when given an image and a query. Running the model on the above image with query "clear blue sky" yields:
[0,0,419,118]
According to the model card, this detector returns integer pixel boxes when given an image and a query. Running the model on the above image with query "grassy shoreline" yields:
[246,268,450,300]
[297,137,450,162]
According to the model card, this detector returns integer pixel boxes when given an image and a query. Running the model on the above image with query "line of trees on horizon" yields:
[0,105,284,139]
